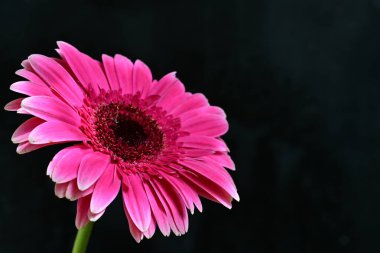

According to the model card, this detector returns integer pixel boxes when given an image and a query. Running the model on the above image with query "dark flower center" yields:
[112,119,147,147]
[93,103,164,163]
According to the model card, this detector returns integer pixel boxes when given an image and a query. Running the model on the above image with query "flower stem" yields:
[72,222,94,253]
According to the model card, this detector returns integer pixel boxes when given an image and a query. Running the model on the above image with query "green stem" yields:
[72,222,94,253]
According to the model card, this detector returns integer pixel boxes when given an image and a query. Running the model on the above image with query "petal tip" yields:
[16,146,27,155]
[56,41,71,48]
[28,136,35,144]
[28,54,43,62]
[235,193,240,202]
[4,102,14,111]
[11,136,19,144]
[77,182,89,192]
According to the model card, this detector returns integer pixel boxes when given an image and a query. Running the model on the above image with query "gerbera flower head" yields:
[5,42,239,241]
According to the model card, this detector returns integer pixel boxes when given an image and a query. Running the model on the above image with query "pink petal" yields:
[77,152,110,191]
[54,182,69,198]
[143,180,171,236]
[16,141,52,154]
[28,54,84,107]
[16,108,30,114]
[203,152,235,170]
[122,174,151,232]
[11,117,44,144]
[75,195,91,229]
[178,135,229,152]
[4,98,24,111]
[160,92,190,112]
[10,81,51,96]
[179,159,239,201]
[149,180,180,236]
[170,93,208,116]
[155,83,186,110]
[178,106,226,123]
[28,121,86,144]
[148,72,178,96]
[52,146,90,183]
[132,60,152,97]
[123,204,144,243]
[143,215,156,239]
[152,178,188,234]
[90,164,121,213]
[20,59,33,70]
[164,174,202,214]
[21,96,81,126]
[57,41,109,92]
[47,146,80,176]
[88,209,106,222]
[207,106,227,118]
[66,181,94,201]
[102,54,119,91]
[181,171,233,209]
[15,69,47,86]
[114,54,133,94]
[181,115,228,137]
[177,108,213,123]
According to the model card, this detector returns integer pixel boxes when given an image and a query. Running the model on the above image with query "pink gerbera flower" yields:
[5,42,239,242]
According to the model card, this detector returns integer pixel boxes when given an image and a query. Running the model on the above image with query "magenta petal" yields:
[152,178,188,234]
[161,93,190,113]
[77,152,110,191]
[10,81,51,96]
[156,84,185,110]
[143,180,171,236]
[148,72,177,96]
[47,146,80,176]
[114,54,133,94]
[182,115,228,137]
[54,182,69,198]
[132,60,152,97]
[122,174,151,232]
[28,54,84,106]
[75,195,91,229]
[178,135,229,152]
[123,204,144,243]
[11,117,44,144]
[21,96,81,126]
[170,93,208,116]
[164,174,202,214]
[149,180,180,236]
[20,59,33,71]
[16,108,30,114]
[143,216,156,239]
[90,164,121,213]
[28,121,86,144]
[88,209,105,222]
[181,171,233,209]
[205,152,235,170]
[52,146,90,183]
[66,181,94,201]
[102,54,119,91]
[180,159,239,201]
[180,106,226,123]
[207,106,227,118]
[15,69,47,86]
[16,141,51,154]
[57,41,109,92]
[4,98,24,111]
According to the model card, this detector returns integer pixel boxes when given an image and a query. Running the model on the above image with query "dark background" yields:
[1,0,379,252]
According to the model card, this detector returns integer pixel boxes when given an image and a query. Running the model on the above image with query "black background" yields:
[1,0,380,252]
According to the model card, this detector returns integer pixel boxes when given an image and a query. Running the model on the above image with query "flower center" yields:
[112,118,147,147]
[92,103,164,163]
